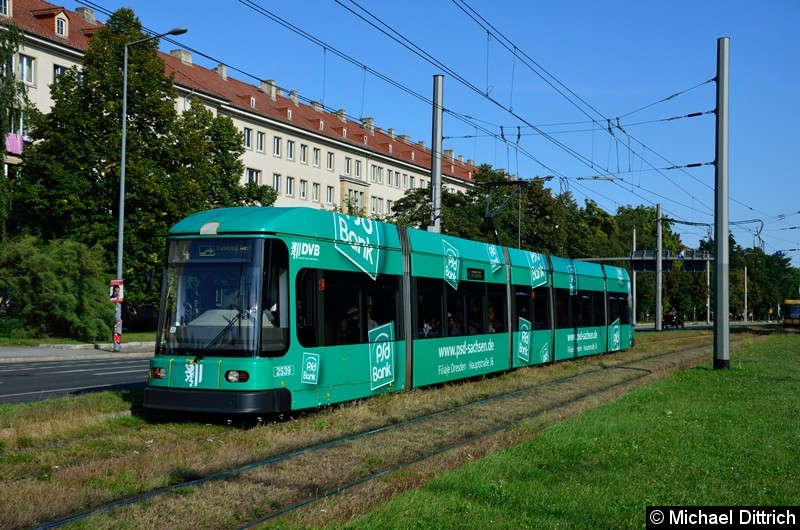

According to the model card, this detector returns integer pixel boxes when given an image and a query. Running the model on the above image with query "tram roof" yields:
[169,207,395,241]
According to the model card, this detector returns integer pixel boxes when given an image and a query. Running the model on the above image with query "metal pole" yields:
[114,27,187,352]
[113,43,130,352]
[744,265,748,323]
[429,74,443,233]
[714,37,730,370]
[655,204,663,331]
[632,226,637,326]
[518,189,521,249]
[706,259,711,325]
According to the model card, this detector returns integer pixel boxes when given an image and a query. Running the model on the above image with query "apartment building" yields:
[3,0,478,214]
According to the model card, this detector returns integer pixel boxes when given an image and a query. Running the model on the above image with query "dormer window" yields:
[56,14,68,37]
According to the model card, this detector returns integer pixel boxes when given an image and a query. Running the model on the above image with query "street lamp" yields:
[114,26,187,352]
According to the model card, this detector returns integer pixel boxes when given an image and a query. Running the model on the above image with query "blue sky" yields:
[82,1,800,264]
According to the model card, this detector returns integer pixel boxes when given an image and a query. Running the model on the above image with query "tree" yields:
[0,20,29,237]
[11,8,272,309]
[0,236,112,340]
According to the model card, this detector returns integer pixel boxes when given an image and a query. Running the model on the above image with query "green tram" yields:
[144,207,633,414]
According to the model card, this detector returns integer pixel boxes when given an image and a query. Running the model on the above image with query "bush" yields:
[0,236,113,340]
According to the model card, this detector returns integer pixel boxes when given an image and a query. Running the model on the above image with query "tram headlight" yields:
[150,367,166,380]
[225,370,250,383]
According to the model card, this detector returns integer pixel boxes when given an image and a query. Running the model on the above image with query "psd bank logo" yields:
[369,322,395,391]
[611,318,621,351]
[517,317,531,363]
[333,214,381,279]
[443,240,460,289]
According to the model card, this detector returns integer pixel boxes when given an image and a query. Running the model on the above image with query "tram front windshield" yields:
[156,238,288,357]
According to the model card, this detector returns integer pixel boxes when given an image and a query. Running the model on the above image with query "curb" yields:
[36,342,156,350]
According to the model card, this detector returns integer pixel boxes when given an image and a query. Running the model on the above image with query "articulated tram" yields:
[143,207,633,414]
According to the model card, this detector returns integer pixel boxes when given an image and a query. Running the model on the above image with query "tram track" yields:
[26,331,747,530]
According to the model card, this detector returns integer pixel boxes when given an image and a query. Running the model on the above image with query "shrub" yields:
[0,236,113,340]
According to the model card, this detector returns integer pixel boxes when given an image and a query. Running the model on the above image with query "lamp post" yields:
[114,26,187,352]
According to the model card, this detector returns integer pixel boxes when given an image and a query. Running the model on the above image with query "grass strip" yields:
[341,333,800,529]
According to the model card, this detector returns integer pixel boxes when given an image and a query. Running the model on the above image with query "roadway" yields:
[0,342,152,405]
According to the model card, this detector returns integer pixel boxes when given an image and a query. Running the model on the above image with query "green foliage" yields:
[0,237,113,340]
[10,8,274,311]
[0,20,29,236]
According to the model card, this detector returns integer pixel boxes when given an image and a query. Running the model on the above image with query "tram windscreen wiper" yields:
[193,310,245,363]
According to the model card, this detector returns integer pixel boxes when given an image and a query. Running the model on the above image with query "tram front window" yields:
[156,238,289,357]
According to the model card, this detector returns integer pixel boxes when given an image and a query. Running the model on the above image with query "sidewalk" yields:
[0,342,155,364]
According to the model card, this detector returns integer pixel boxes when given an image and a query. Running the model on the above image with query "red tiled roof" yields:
[6,0,476,183]
[9,0,97,51]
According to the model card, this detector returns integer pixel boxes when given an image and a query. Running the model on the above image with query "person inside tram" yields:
[366,304,378,331]
[340,306,361,343]
[448,313,463,336]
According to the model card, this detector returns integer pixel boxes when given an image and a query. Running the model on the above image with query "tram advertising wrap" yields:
[143,207,634,414]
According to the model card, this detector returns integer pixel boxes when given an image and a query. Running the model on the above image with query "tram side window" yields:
[296,269,319,347]
[574,290,603,327]
[260,239,290,355]
[487,283,506,333]
[532,286,551,330]
[608,294,630,325]
[555,288,571,329]
[515,285,551,331]
[311,269,401,346]
[417,277,443,338]
[418,278,496,337]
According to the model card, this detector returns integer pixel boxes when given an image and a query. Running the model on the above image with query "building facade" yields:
[3,0,477,215]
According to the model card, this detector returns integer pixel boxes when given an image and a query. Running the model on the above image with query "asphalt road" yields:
[0,343,153,405]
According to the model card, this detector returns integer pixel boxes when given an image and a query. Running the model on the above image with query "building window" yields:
[394,171,400,188]
[345,157,352,176]
[0,0,9,17]
[348,190,364,210]
[371,165,377,183]
[312,148,321,167]
[273,136,282,157]
[287,140,295,160]
[246,168,261,184]
[243,127,252,149]
[272,173,281,194]
[326,186,334,204]
[326,152,334,171]
[300,144,308,164]
[402,173,408,190]
[387,170,393,187]
[299,179,307,200]
[10,110,28,137]
[312,183,321,202]
[56,17,67,37]
[355,160,362,178]
[286,176,294,196]
[387,200,393,213]
[256,131,265,153]
[18,54,34,85]
[409,176,415,188]
[53,64,68,82]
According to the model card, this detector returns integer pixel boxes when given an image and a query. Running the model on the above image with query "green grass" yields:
[343,334,800,529]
